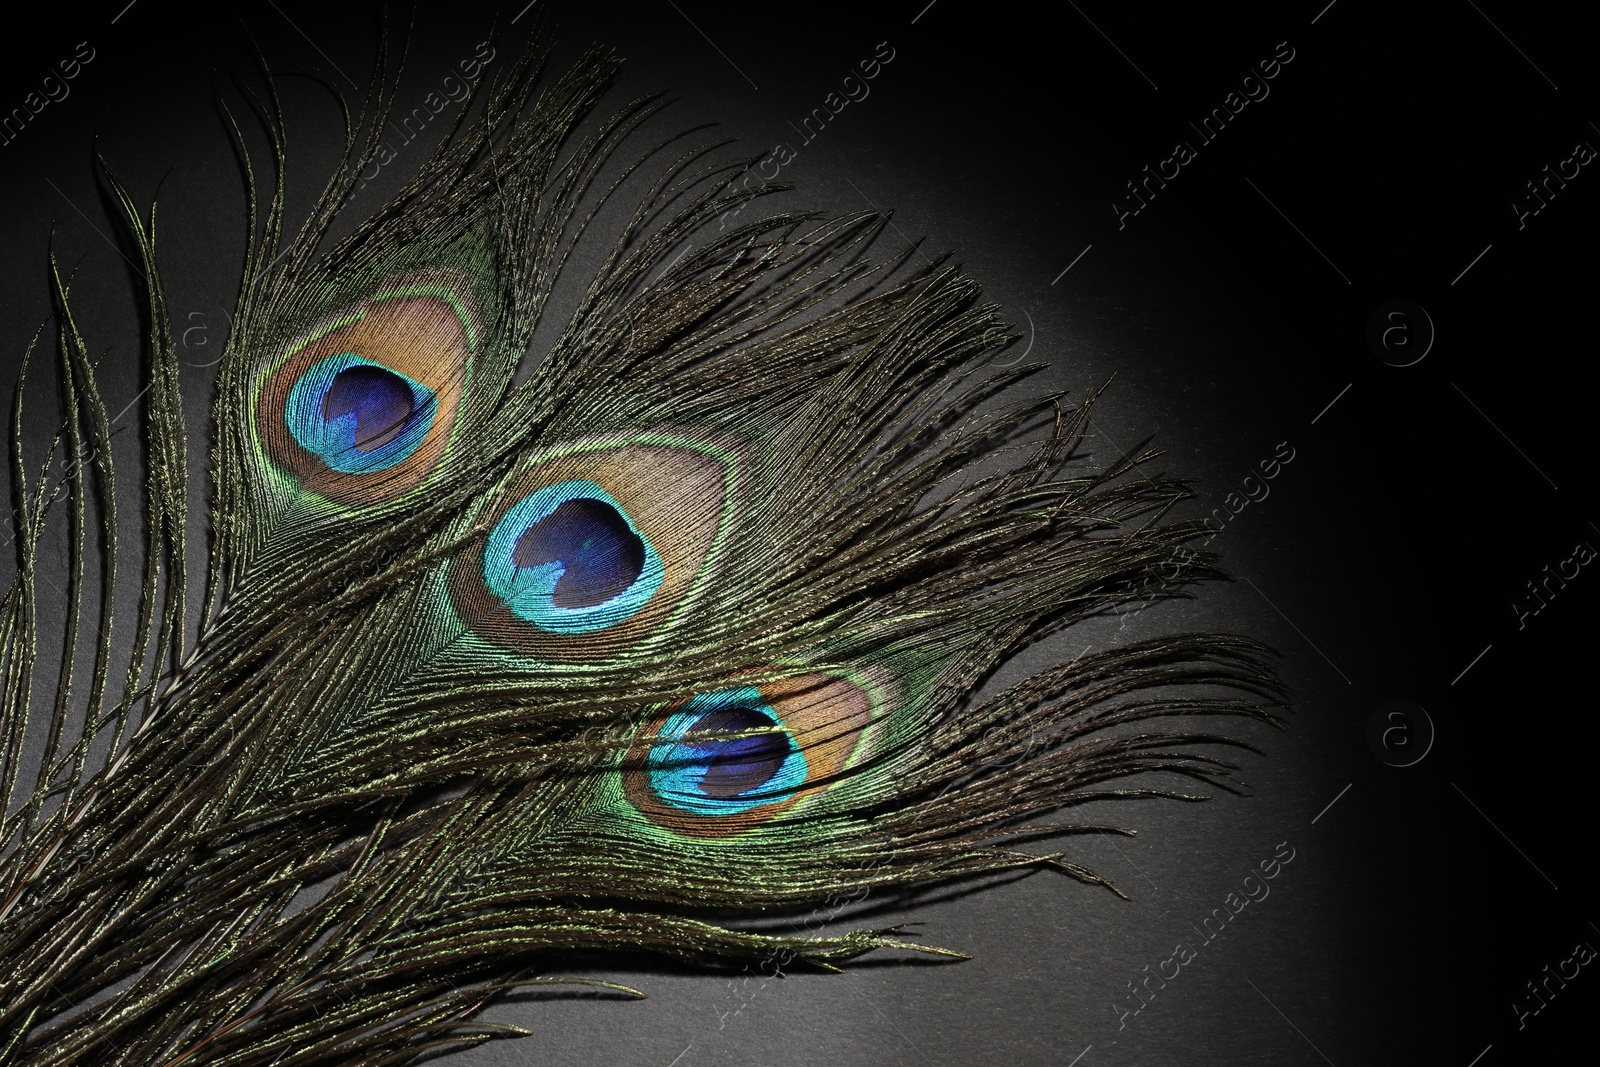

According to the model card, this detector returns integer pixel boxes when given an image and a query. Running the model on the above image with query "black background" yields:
[1,1,1596,1064]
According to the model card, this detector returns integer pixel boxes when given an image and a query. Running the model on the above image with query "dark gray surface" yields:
[1,1,1595,1064]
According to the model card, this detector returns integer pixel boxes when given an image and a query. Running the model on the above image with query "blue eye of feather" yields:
[646,688,807,816]
[482,480,664,633]
[284,354,436,473]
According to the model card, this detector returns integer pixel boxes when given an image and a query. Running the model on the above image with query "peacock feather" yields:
[0,20,1284,1066]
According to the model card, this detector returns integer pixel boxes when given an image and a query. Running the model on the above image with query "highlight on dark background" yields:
[0,1,1593,1064]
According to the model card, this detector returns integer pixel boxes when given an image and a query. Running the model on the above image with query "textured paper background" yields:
[1,2,1594,1064]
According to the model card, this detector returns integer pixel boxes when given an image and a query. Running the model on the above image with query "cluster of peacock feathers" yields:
[0,27,1283,1067]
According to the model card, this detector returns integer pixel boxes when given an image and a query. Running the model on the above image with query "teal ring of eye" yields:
[483,480,665,634]
[284,353,437,473]
[646,687,808,816]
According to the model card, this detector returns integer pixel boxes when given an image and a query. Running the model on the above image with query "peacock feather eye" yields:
[481,480,664,634]
[623,674,878,836]
[644,688,806,816]
[255,276,478,505]
[284,355,437,473]
[450,435,741,660]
